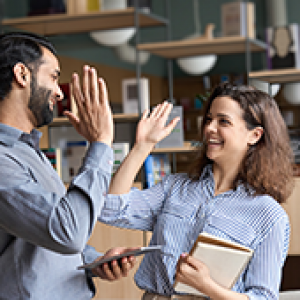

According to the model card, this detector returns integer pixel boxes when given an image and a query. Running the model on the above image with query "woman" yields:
[99,82,294,299]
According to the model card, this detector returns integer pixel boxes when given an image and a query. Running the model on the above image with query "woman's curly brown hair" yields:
[189,82,294,203]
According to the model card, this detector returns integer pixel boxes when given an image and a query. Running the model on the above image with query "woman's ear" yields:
[13,63,30,88]
[248,126,264,146]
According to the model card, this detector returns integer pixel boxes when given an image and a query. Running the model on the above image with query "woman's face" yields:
[203,96,258,169]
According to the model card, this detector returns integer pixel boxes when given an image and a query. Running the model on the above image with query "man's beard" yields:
[28,73,54,128]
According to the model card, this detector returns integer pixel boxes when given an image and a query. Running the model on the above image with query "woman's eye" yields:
[220,119,230,125]
[205,116,212,123]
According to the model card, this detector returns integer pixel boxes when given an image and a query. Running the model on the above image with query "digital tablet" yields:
[77,245,163,270]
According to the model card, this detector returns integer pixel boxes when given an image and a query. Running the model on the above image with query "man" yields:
[0,31,135,299]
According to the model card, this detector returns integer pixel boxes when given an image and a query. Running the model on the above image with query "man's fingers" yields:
[82,65,91,108]
[71,73,84,112]
[120,256,136,276]
[89,68,99,105]
[64,111,80,127]
[141,109,149,120]
[98,78,109,106]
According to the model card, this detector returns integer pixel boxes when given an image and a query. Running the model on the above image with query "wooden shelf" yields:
[249,68,300,84]
[137,36,267,58]
[50,113,139,126]
[152,142,196,153]
[1,8,167,36]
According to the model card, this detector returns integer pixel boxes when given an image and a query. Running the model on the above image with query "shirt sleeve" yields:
[0,142,113,255]
[83,244,102,264]
[243,214,290,300]
[99,175,173,231]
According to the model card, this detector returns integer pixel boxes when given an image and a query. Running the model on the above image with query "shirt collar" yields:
[0,123,42,150]
[200,163,249,194]
[19,129,42,151]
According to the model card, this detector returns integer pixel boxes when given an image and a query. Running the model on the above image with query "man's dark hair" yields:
[0,31,57,100]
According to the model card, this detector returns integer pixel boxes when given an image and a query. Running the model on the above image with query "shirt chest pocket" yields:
[206,214,255,248]
[157,201,198,254]
[162,201,197,220]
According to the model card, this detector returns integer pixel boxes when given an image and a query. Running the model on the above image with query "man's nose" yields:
[56,85,64,101]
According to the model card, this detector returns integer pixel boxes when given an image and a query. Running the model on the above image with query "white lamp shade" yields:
[90,0,135,46]
[283,82,300,104]
[177,54,217,75]
[249,79,280,97]
[89,28,136,46]
[114,43,150,64]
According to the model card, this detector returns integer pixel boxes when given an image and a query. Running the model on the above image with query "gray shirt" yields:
[0,123,113,300]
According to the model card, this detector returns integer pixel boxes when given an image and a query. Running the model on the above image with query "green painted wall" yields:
[2,0,300,78]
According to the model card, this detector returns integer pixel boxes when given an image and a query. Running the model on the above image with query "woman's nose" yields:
[206,120,217,132]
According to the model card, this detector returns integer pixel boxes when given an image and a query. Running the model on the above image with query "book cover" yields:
[122,78,150,114]
[144,154,171,188]
[41,147,62,177]
[62,141,88,183]
[221,1,256,39]
[174,232,253,296]
[155,106,184,149]
[112,142,130,175]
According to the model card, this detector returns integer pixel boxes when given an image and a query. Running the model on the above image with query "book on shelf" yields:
[112,142,130,175]
[221,1,256,39]
[41,147,63,178]
[155,106,184,149]
[66,0,100,15]
[174,232,254,297]
[122,77,150,114]
[144,153,171,188]
[62,141,89,183]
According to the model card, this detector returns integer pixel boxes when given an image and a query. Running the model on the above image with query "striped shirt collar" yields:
[200,164,250,195]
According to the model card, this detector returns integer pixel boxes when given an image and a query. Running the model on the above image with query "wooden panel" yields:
[282,178,300,255]
[38,126,49,148]
[1,8,166,36]
[138,37,266,58]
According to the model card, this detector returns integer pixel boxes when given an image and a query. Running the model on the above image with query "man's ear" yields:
[13,63,30,87]
[248,126,264,146]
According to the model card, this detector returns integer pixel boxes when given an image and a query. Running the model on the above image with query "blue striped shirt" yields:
[99,165,290,299]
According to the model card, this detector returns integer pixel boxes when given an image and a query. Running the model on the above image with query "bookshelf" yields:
[138,36,267,58]
[152,142,196,154]
[50,114,140,127]
[249,68,300,84]
[1,8,167,35]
